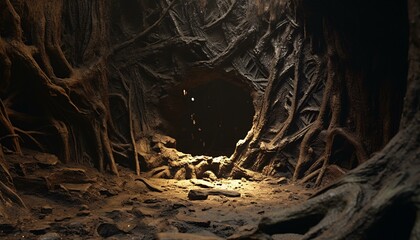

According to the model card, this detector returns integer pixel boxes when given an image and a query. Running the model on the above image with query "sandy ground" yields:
[1,154,314,240]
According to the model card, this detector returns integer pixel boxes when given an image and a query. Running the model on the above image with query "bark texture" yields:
[233,0,408,185]
[0,0,330,180]
[0,1,418,238]
[230,0,420,239]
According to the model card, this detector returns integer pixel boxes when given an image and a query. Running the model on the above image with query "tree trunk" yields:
[230,0,420,238]
[0,1,418,238]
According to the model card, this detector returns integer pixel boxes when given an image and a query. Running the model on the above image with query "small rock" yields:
[79,204,89,211]
[0,223,16,234]
[60,183,92,193]
[40,205,53,215]
[117,221,137,233]
[277,177,288,185]
[190,179,214,188]
[55,216,71,222]
[188,190,208,200]
[157,232,223,240]
[97,223,121,238]
[176,214,211,227]
[38,232,61,240]
[129,206,156,217]
[203,171,218,181]
[76,210,90,216]
[34,153,59,167]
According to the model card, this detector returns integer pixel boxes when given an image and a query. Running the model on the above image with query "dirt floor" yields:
[0,151,315,240]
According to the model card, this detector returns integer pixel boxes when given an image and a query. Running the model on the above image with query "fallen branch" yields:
[135,177,164,192]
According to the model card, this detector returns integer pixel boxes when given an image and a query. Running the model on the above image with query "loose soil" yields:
[1,151,314,240]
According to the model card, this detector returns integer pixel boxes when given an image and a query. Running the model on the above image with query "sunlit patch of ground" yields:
[2,153,314,240]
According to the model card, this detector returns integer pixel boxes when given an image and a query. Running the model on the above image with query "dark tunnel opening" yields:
[160,76,255,157]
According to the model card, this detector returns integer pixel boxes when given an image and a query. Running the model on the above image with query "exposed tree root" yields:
[314,127,367,186]
[292,55,334,181]
[0,148,26,209]
[230,118,420,239]
[0,0,409,191]
[231,1,416,235]
[0,99,21,154]
[268,38,302,146]
[204,0,238,29]
[111,0,179,53]
[13,127,47,152]
[0,181,26,209]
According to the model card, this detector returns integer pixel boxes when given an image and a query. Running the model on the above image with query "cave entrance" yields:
[160,72,255,157]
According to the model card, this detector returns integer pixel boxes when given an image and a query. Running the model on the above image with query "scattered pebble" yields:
[79,204,89,211]
[4,163,314,239]
[97,223,121,238]
[40,205,53,215]
[188,189,209,200]
[76,210,91,216]
[38,232,61,240]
